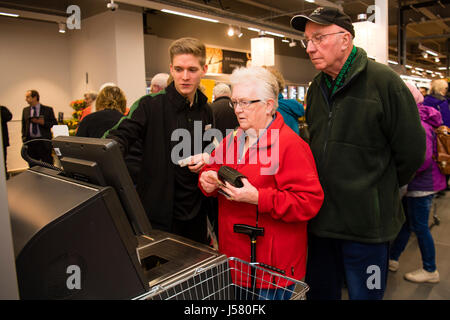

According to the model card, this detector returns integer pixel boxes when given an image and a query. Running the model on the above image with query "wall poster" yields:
[206,47,250,74]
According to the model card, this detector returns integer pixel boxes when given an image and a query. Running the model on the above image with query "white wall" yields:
[1,10,147,172]
[69,10,146,105]
[68,12,118,100]
[0,17,73,171]
[0,17,72,119]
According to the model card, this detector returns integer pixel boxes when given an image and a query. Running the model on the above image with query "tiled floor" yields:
[340,191,450,300]
[384,191,450,300]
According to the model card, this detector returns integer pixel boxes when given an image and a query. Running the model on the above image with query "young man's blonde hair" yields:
[95,86,127,114]
[168,37,206,66]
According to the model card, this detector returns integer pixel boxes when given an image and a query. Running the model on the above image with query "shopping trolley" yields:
[141,257,309,300]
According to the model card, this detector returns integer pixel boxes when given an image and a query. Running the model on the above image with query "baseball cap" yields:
[290,6,355,38]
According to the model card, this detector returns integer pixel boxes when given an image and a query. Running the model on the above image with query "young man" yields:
[291,7,426,299]
[106,38,214,244]
[21,90,58,166]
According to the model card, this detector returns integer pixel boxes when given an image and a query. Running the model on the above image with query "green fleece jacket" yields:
[306,47,426,243]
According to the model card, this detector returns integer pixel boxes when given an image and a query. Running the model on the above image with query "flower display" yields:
[64,99,87,135]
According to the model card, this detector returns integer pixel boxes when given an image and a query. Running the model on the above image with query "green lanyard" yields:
[324,46,357,97]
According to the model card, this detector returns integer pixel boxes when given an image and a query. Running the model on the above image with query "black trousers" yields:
[171,204,208,245]
[24,139,53,166]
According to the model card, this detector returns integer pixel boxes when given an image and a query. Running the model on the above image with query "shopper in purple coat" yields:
[423,79,450,127]
[389,82,446,283]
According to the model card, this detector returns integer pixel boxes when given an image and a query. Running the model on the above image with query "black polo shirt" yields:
[172,93,213,221]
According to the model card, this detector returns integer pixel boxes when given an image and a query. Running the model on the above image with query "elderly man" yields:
[291,6,426,300]
[211,83,238,142]
[150,73,170,94]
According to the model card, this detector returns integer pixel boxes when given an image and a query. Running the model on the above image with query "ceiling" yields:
[1,0,450,78]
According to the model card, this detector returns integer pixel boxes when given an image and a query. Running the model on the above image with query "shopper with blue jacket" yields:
[389,82,446,284]
[264,66,304,135]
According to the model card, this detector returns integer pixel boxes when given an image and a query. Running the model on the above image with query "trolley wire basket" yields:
[143,257,309,300]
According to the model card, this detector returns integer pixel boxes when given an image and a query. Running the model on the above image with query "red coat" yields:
[199,112,323,287]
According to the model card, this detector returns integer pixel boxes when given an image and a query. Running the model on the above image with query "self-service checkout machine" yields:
[7,136,225,299]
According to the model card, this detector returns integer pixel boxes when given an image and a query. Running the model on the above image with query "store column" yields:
[375,0,388,65]
[0,131,19,299]
[69,9,146,106]
[113,10,147,104]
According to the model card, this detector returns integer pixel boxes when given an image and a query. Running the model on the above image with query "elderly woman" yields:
[80,91,98,121]
[199,66,324,300]
[76,86,126,138]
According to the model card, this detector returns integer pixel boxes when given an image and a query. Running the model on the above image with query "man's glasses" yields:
[229,99,262,110]
[300,31,346,49]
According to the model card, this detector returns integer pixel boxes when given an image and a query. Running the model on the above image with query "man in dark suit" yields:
[21,90,57,166]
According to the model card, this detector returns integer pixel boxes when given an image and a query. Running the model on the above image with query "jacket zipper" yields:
[320,85,333,160]
[319,72,359,160]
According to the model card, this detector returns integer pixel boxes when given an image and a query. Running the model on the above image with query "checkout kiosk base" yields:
[8,167,222,299]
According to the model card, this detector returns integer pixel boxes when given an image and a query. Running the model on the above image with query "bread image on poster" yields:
[206,47,223,74]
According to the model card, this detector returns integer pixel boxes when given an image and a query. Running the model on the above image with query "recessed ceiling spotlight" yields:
[58,22,66,33]
[227,25,234,37]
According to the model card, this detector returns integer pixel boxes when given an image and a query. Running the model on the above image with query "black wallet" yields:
[218,165,246,188]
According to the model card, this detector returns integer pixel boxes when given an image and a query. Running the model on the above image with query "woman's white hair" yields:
[230,66,279,113]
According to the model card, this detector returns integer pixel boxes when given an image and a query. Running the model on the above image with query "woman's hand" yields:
[220,178,259,205]
[199,170,220,194]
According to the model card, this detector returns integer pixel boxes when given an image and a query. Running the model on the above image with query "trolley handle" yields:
[254,262,286,275]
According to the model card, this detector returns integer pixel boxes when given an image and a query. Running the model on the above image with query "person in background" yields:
[199,66,323,300]
[21,90,58,166]
[76,86,126,138]
[290,6,426,300]
[424,79,450,192]
[419,87,428,97]
[150,73,170,94]
[211,83,238,142]
[106,37,214,244]
[424,79,450,127]
[80,91,98,121]
[389,82,445,283]
[1,105,12,177]
[264,66,305,135]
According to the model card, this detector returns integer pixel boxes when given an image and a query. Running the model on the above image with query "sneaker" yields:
[389,259,399,272]
[404,269,440,283]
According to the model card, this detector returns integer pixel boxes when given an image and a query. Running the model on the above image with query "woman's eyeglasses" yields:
[229,99,262,110]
